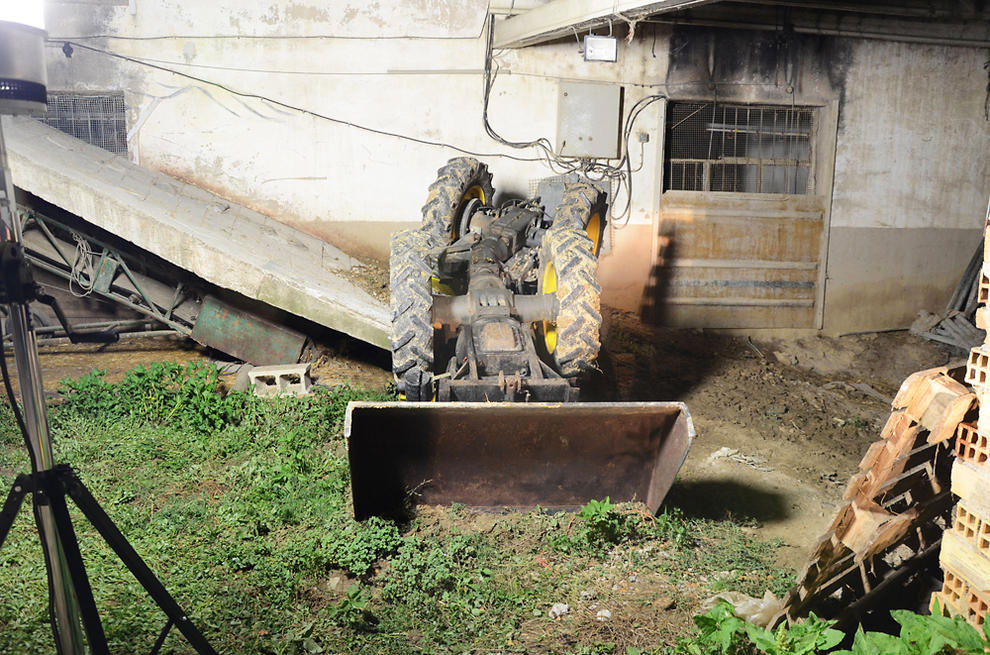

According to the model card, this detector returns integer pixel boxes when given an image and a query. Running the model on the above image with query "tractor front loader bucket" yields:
[346,402,694,520]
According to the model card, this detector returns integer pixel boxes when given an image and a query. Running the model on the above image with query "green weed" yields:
[673,599,990,655]
[330,585,375,629]
[551,498,690,555]
[672,601,842,655]
[0,364,796,654]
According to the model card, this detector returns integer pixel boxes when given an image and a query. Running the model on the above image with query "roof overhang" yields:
[493,0,723,48]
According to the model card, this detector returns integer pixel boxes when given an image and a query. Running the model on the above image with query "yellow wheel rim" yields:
[452,184,488,241]
[541,260,558,354]
[586,211,602,255]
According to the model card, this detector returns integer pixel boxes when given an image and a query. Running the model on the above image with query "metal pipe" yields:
[30,329,179,348]
[5,319,159,339]
[434,293,558,326]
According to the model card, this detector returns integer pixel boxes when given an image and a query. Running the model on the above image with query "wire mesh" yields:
[666,101,813,195]
[40,93,127,155]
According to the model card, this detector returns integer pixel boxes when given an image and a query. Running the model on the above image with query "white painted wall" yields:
[37,1,990,329]
[42,1,668,239]
[832,40,990,230]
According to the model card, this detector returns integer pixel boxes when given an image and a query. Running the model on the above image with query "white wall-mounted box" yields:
[556,81,621,158]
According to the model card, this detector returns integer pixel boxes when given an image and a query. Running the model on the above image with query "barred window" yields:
[665,102,814,195]
[39,92,127,155]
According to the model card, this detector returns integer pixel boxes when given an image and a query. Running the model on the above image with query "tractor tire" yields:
[421,157,495,243]
[552,182,608,257]
[389,228,436,395]
[538,227,602,376]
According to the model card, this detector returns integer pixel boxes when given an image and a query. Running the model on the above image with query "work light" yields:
[0,1,48,116]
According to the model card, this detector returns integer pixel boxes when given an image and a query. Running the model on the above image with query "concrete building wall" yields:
[40,2,990,333]
[824,40,989,333]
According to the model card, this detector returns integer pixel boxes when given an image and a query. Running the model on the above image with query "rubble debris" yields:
[706,447,773,472]
[248,363,314,397]
[911,239,986,351]
[548,603,570,619]
[704,590,782,628]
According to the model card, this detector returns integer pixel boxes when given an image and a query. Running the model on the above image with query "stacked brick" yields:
[931,336,990,625]
[777,368,973,630]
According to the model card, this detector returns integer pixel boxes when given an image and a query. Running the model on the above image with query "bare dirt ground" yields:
[19,312,952,573]
[597,308,954,571]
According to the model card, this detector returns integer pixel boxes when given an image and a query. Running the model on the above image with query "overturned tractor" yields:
[345,158,693,520]
[389,157,607,402]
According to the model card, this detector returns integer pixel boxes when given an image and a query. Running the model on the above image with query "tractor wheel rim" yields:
[541,260,558,354]
[586,211,602,255]
[452,184,487,241]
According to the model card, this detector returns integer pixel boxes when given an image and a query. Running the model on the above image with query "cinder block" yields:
[966,346,990,387]
[969,588,990,625]
[942,567,970,608]
[980,273,989,306]
[931,589,968,620]
[977,306,990,331]
[956,423,990,467]
[955,502,982,542]
[248,363,313,397]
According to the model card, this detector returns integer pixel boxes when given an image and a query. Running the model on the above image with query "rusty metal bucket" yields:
[346,402,694,520]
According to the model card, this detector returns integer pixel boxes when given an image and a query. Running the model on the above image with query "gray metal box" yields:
[556,82,621,158]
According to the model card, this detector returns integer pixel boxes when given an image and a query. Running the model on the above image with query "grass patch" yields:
[0,362,794,654]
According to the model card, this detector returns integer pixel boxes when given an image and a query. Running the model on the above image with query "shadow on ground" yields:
[663,478,792,524]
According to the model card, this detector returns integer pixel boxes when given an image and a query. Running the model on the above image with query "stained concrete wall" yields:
[39,2,990,333]
[824,40,989,333]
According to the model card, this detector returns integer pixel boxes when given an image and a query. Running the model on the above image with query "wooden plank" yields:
[929,391,977,444]
[653,304,817,329]
[664,267,818,302]
[666,258,818,269]
[657,217,823,261]
[659,189,825,213]
[665,297,815,307]
[654,190,824,329]
[893,368,947,409]
[839,499,891,552]
[860,492,952,562]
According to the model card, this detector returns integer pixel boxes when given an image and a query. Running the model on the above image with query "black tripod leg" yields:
[0,473,30,549]
[42,475,111,655]
[63,469,218,655]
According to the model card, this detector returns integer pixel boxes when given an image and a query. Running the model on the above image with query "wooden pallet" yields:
[775,367,974,629]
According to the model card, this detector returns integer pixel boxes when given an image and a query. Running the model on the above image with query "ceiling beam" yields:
[645,4,990,48]
[493,0,722,48]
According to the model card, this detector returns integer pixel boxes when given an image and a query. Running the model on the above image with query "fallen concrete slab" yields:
[2,117,390,350]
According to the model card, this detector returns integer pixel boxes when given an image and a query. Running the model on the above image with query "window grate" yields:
[665,102,813,195]
[39,93,127,155]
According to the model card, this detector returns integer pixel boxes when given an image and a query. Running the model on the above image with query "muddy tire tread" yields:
[541,227,602,376]
[552,183,608,256]
[389,228,435,383]
[421,157,495,242]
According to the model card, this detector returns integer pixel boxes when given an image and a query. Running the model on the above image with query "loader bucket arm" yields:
[346,401,694,520]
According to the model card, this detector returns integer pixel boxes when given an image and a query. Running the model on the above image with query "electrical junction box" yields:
[556,81,621,158]
[584,35,617,62]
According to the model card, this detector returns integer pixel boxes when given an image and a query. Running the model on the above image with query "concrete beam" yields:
[494,0,721,48]
[2,117,391,350]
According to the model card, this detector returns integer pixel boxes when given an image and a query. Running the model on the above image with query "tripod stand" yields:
[0,465,218,655]
[0,129,218,653]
